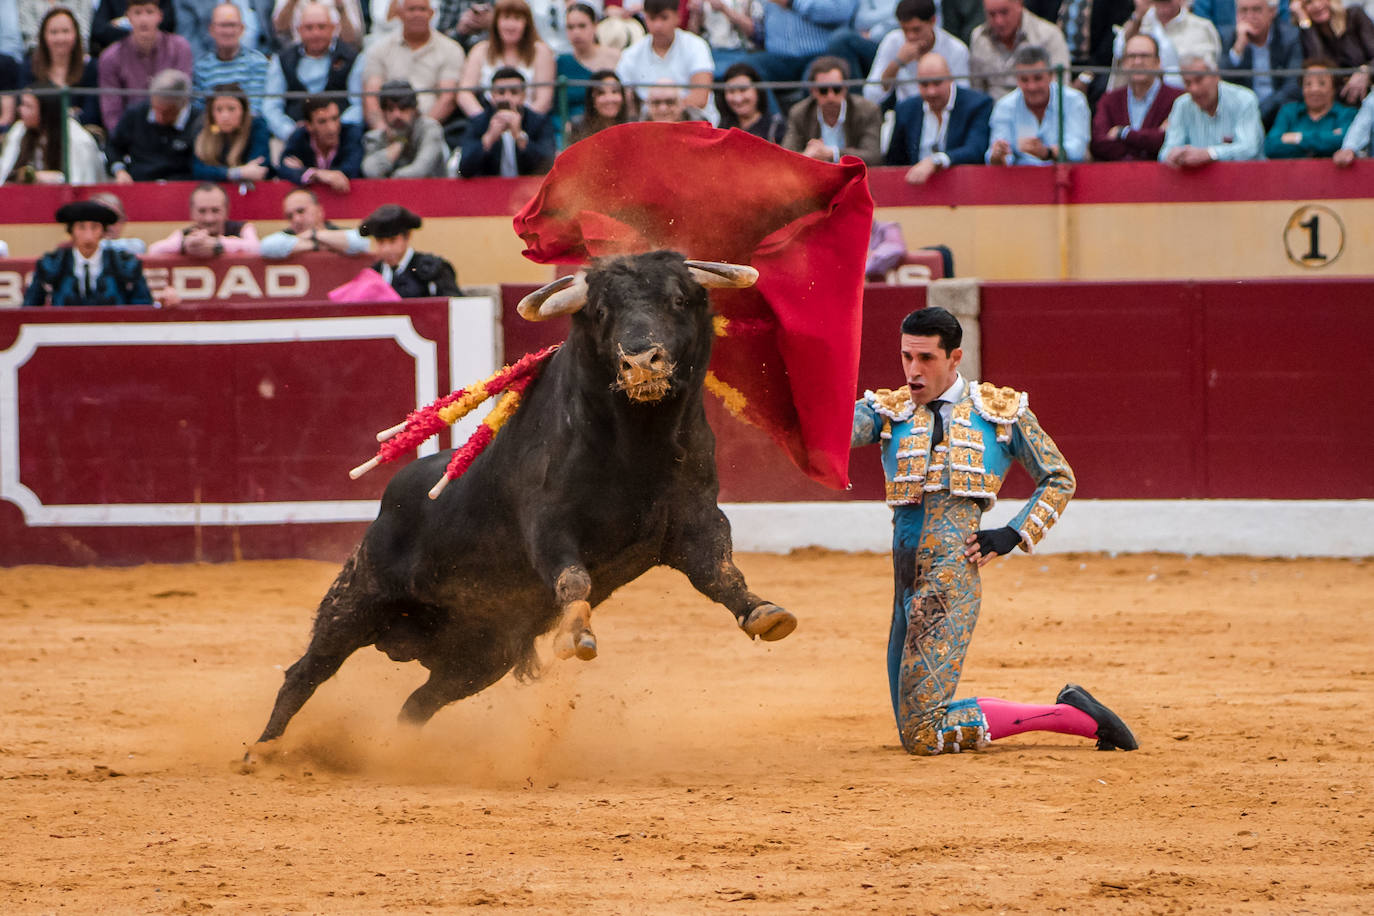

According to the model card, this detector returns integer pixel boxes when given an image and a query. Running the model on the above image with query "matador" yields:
[851,306,1138,756]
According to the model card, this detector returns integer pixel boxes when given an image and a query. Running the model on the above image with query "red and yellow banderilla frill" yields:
[349,344,559,498]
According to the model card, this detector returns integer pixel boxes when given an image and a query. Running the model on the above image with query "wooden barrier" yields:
[2,276,1370,565]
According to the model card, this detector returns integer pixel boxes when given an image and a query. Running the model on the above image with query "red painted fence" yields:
[1,277,1369,565]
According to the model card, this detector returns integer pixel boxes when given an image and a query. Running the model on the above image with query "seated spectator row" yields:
[4,0,1374,143]
[18,189,461,306]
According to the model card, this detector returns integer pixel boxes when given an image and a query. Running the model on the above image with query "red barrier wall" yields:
[0,300,496,565]
[0,161,1369,224]
[979,278,1374,500]
[2,278,1368,565]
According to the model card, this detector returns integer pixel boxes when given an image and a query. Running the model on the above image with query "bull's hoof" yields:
[554,632,578,660]
[742,604,797,642]
[238,741,278,773]
[574,631,598,661]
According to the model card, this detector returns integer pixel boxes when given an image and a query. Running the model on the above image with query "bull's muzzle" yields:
[615,344,675,402]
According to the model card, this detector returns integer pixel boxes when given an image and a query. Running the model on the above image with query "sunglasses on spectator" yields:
[814,84,846,96]
[648,98,680,107]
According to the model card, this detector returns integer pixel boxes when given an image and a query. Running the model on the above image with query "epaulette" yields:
[864,386,915,422]
[970,382,1028,443]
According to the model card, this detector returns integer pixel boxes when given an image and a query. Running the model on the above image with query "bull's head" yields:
[516,252,758,404]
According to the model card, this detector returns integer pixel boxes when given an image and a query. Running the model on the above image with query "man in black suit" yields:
[277,95,364,191]
[24,201,153,307]
[458,68,556,178]
[359,205,462,299]
[885,52,994,183]
[1220,0,1303,127]
[106,68,202,182]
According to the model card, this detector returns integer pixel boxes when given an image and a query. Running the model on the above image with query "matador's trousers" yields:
[888,491,992,755]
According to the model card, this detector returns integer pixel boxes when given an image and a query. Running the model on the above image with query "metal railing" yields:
[3,62,1366,183]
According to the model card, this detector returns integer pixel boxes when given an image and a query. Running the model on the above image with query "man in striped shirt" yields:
[1159,52,1264,166]
[748,0,859,92]
[193,3,269,111]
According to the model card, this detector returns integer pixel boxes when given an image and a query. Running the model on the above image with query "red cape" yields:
[513,122,872,489]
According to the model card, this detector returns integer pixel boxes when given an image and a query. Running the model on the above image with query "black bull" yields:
[248,251,798,753]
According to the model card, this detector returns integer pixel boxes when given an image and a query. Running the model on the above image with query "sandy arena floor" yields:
[0,551,1371,914]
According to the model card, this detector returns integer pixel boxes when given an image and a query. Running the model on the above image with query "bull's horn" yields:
[517,272,589,321]
[684,260,759,289]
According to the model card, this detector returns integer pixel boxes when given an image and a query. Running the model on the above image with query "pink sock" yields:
[977,697,1098,741]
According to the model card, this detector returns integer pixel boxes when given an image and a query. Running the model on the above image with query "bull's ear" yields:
[684,261,759,289]
[517,272,589,321]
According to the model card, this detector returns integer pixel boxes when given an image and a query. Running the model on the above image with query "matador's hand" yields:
[964,526,1022,566]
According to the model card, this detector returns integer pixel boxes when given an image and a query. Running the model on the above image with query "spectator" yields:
[617,0,716,118]
[1031,0,1133,103]
[716,61,787,141]
[642,78,713,120]
[986,43,1089,163]
[19,0,94,51]
[825,0,904,82]
[691,0,761,76]
[359,204,463,298]
[970,0,1069,100]
[23,7,102,127]
[271,0,363,48]
[1292,0,1374,103]
[438,0,494,53]
[175,0,262,58]
[1159,53,1265,164]
[90,0,178,56]
[263,0,363,142]
[1113,0,1222,89]
[945,0,988,44]
[0,0,17,64]
[557,3,621,126]
[0,84,108,184]
[458,0,555,116]
[148,182,262,256]
[89,191,148,255]
[192,82,272,180]
[886,52,993,180]
[24,200,153,307]
[1089,32,1184,159]
[0,39,15,132]
[362,0,465,129]
[748,0,858,94]
[865,0,971,107]
[362,79,449,176]
[277,94,364,188]
[260,188,369,258]
[1265,58,1355,154]
[97,0,193,129]
[106,68,203,181]
[193,2,269,109]
[1334,80,1374,161]
[567,68,636,142]
[1221,0,1303,124]
[782,55,884,162]
[458,66,556,174]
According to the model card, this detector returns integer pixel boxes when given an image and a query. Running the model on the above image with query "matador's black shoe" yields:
[1057,683,1139,751]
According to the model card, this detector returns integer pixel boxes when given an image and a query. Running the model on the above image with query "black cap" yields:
[55,200,119,228]
[360,204,422,238]
[378,79,418,109]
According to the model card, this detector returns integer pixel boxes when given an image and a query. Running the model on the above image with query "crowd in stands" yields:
[3,0,1374,191]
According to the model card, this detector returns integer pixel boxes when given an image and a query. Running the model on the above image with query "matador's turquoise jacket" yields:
[851,377,1075,550]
